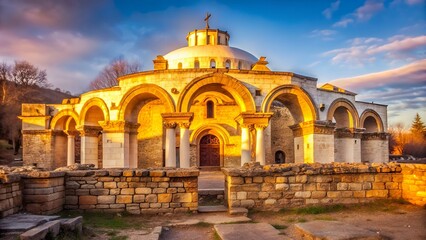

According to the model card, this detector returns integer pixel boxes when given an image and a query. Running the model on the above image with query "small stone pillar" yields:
[290,121,336,163]
[164,122,177,167]
[255,124,267,165]
[179,123,191,168]
[162,113,194,168]
[77,125,102,167]
[235,112,273,166]
[334,128,364,163]
[361,132,389,163]
[65,130,79,166]
[241,124,252,166]
[129,124,140,168]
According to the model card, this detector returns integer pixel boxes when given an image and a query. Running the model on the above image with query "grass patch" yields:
[272,224,288,230]
[60,211,148,230]
[295,204,346,215]
[213,231,222,240]
[194,222,212,228]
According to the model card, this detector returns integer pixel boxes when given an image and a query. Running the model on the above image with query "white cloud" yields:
[333,0,384,28]
[323,35,426,66]
[405,0,424,5]
[322,0,340,19]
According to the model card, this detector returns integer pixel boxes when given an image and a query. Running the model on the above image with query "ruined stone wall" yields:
[270,106,295,164]
[64,169,199,214]
[0,174,22,217]
[22,172,65,215]
[22,130,55,169]
[223,163,408,210]
[401,164,426,206]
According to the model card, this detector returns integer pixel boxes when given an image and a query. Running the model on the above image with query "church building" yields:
[20,22,389,170]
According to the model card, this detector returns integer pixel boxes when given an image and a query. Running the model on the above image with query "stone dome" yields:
[163,28,258,70]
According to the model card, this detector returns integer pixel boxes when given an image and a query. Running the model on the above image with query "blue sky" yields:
[0,0,425,127]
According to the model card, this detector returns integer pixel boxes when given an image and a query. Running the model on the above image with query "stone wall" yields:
[223,163,408,210]
[401,164,426,206]
[0,174,22,217]
[64,169,199,214]
[22,172,65,215]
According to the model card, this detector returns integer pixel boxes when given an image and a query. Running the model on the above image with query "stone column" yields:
[241,124,252,166]
[128,124,140,168]
[290,121,336,164]
[179,122,191,168]
[64,130,79,166]
[162,113,194,168]
[361,132,388,163]
[77,126,102,167]
[164,122,177,168]
[255,124,267,165]
[334,128,364,163]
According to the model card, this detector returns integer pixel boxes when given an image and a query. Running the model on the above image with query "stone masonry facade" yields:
[64,169,199,214]
[1,163,425,218]
[223,163,426,210]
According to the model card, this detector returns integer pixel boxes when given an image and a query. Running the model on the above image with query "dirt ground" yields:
[70,200,425,240]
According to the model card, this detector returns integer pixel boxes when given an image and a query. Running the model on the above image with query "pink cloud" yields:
[333,18,354,27]
[355,0,384,21]
[367,35,426,54]
[322,0,340,19]
[328,59,426,91]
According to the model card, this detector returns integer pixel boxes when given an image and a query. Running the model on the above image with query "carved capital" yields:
[362,132,389,140]
[164,121,177,129]
[254,124,268,130]
[64,130,79,136]
[77,125,102,137]
[99,121,140,133]
[334,128,364,139]
[241,123,254,130]
[290,120,336,137]
[179,122,191,129]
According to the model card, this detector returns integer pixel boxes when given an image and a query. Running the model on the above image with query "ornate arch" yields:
[118,84,175,121]
[261,85,318,121]
[79,97,110,125]
[49,109,79,130]
[177,73,256,113]
[327,98,360,128]
[360,109,384,132]
[190,124,231,145]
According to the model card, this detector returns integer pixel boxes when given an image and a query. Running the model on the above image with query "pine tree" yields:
[410,113,426,142]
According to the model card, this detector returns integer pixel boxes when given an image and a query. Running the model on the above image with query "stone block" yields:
[240,199,255,208]
[170,182,184,188]
[109,189,120,195]
[152,177,170,182]
[133,195,145,203]
[327,191,341,198]
[110,204,125,209]
[353,191,366,198]
[275,183,289,191]
[135,187,151,194]
[290,184,303,191]
[79,196,97,205]
[295,191,311,198]
[264,199,276,205]
[117,182,128,188]
[104,182,117,189]
[121,188,135,195]
[65,196,78,205]
[123,170,135,177]
[311,191,326,199]
[362,182,372,190]
[244,177,252,183]
[108,170,122,177]
[316,176,333,183]
[385,182,399,190]
[158,194,172,203]
[116,195,133,204]
[153,188,166,194]
[98,195,115,204]
[296,175,308,183]
[98,177,114,182]
[261,183,274,191]
[172,193,192,203]
[89,189,109,195]
[229,177,244,185]
[366,190,388,198]
[341,191,353,198]
[149,170,165,177]
[241,184,260,192]
[237,192,247,200]
[253,177,263,183]
[146,194,158,203]
[372,182,385,190]
[158,182,169,188]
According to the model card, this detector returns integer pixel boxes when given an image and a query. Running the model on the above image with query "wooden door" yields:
[199,134,220,166]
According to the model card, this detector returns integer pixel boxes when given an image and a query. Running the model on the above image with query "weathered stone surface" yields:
[215,223,282,240]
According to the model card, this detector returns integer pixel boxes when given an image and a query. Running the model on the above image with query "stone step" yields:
[214,223,282,240]
[295,220,383,240]
[228,207,248,216]
[20,219,61,240]
[0,214,60,232]
[60,216,83,234]
[198,205,228,213]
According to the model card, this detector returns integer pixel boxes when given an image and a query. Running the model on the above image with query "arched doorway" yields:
[200,134,220,167]
[275,150,285,164]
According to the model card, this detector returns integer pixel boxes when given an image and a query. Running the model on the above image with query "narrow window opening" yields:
[218,36,221,45]
[297,144,299,150]
[238,61,242,70]
[178,62,182,69]
[206,101,214,118]
[194,60,200,69]
[275,151,285,164]
[225,60,231,69]
[255,89,261,96]
[210,59,216,68]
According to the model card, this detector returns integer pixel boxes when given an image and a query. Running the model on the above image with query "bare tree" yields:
[11,60,50,88]
[89,58,141,90]
[0,62,11,105]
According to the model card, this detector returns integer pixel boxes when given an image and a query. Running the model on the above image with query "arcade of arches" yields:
[20,25,389,170]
